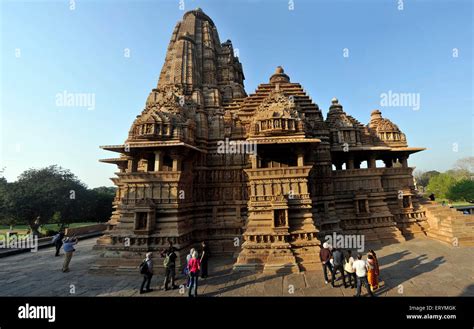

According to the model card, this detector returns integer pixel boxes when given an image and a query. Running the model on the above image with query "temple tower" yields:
[93,9,247,272]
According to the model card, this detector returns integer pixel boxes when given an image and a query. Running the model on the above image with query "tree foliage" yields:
[415,170,440,188]
[420,157,474,202]
[0,166,115,229]
[446,179,474,202]
[426,173,458,199]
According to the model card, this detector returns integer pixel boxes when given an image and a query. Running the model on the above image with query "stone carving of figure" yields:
[275,210,286,227]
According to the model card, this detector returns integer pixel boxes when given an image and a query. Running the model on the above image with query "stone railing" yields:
[65,223,107,236]
[332,167,414,193]
[120,197,183,205]
[393,210,427,222]
[250,194,311,202]
[116,171,183,182]
[331,167,413,178]
[245,166,312,178]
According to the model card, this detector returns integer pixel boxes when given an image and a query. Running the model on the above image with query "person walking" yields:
[352,254,374,297]
[52,231,65,257]
[319,242,333,285]
[62,236,78,273]
[344,250,356,288]
[139,252,154,294]
[161,241,178,290]
[200,241,209,278]
[188,250,201,297]
[331,247,347,288]
[183,248,195,288]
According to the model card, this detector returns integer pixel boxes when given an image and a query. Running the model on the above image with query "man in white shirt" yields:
[344,250,356,288]
[352,254,374,297]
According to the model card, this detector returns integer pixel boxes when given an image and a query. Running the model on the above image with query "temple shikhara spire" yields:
[93,9,473,273]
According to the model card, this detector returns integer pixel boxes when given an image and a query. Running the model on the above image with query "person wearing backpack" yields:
[52,231,65,257]
[161,241,178,291]
[139,252,154,294]
[188,250,201,297]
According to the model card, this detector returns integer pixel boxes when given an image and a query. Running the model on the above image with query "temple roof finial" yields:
[270,66,290,84]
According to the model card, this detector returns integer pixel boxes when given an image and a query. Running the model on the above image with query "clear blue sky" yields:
[1,0,472,187]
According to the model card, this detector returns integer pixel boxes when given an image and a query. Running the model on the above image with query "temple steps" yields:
[340,227,406,245]
[420,198,474,247]
[397,221,430,239]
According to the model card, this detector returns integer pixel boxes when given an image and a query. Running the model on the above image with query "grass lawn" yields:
[0,222,99,236]
[434,199,473,208]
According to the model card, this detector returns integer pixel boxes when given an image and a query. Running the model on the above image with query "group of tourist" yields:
[52,231,79,273]
[319,242,380,297]
[139,240,210,297]
[53,232,382,298]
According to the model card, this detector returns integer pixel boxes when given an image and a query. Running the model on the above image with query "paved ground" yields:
[0,237,473,297]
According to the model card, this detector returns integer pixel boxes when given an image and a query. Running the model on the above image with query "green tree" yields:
[426,173,457,199]
[2,165,89,230]
[0,166,116,232]
[446,179,474,202]
[415,170,440,188]
[0,176,9,226]
[88,186,116,222]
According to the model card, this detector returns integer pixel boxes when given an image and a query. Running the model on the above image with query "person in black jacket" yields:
[53,231,65,257]
[200,241,210,278]
[161,241,178,290]
[331,248,347,288]
[139,252,153,294]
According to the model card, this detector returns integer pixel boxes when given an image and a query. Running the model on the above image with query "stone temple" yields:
[93,9,473,273]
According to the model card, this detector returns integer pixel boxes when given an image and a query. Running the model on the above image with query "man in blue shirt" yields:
[62,237,78,272]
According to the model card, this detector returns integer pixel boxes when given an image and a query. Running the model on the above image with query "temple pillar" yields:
[129,158,138,172]
[250,154,258,169]
[118,162,127,173]
[383,158,393,168]
[400,155,408,168]
[347,156,354,169]
[171,155,182,171]
[368,155,376,168]
[297,151,304,167]
[154,150,163,171]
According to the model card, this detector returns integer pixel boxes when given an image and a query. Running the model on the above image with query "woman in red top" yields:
[188,250,201,297]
